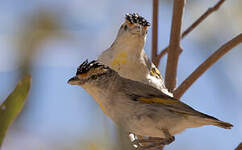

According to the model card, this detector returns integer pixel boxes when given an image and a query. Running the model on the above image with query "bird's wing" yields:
[121,77,170,99]
[121,78,217,119]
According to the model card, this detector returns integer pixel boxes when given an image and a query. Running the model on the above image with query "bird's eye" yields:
[124,25,128,31]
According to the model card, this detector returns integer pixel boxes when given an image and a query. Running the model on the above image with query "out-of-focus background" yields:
[0,0,241,149]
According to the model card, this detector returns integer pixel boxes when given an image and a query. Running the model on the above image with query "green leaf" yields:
[0,75,31,147]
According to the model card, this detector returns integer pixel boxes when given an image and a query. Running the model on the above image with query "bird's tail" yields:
[200,113,233,129]
[212,120,233,129]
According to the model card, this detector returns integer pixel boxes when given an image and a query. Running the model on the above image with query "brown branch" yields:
[174,34,242,99]
[235,142,242,150]
[165,0,185,91]
[157,0,226,64]
[182,0,225,38]
[152,0,159,66]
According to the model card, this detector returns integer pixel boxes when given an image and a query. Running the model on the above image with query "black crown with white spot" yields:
[76,60,108,75]
[125,13,150,27]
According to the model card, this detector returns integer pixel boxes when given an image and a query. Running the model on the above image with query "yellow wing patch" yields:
[138,97,191,119]
[138,97,180,105]
[112,52,128,67]
[150,68,161,79]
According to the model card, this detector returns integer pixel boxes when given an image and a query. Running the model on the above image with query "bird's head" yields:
[68,60,112,86]
[116,13,150,40]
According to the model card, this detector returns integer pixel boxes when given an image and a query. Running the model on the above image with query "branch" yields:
[182,0,225,38]
[174,34,242,99]
[165,0,185,91]
[157,0,226,65]
[235,142,242,150]
[152,0,159,66]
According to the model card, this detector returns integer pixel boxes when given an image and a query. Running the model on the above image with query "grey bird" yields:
[98,13,172,97]
[68,60,233,148]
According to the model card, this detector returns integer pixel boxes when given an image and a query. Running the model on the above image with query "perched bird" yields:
[68,60,233,148]
[98,13,172,97]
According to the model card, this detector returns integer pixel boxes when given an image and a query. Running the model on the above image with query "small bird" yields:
[98,13,172,97]
[68,60,233,148]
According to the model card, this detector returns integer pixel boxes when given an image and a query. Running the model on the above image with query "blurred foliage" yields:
[16,10,66,76]
[14,10,73,128]
[0,75,31,147]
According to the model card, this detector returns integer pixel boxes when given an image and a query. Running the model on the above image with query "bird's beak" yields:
[68,76,81,85]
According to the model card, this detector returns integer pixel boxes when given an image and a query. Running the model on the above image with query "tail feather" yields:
[199,112,233,129]
[213,120,233,129]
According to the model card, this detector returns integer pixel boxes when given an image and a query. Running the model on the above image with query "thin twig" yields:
[157,0,226,64]
[174,34,242,99]
[182,0,225,38]
[152,0,159,66]
[165,0,185,91]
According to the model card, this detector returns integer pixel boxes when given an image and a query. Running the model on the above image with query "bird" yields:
[98,13,173,97]
[68,60,233,149]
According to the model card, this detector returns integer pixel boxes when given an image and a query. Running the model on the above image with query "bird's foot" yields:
[132,136,175,150]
